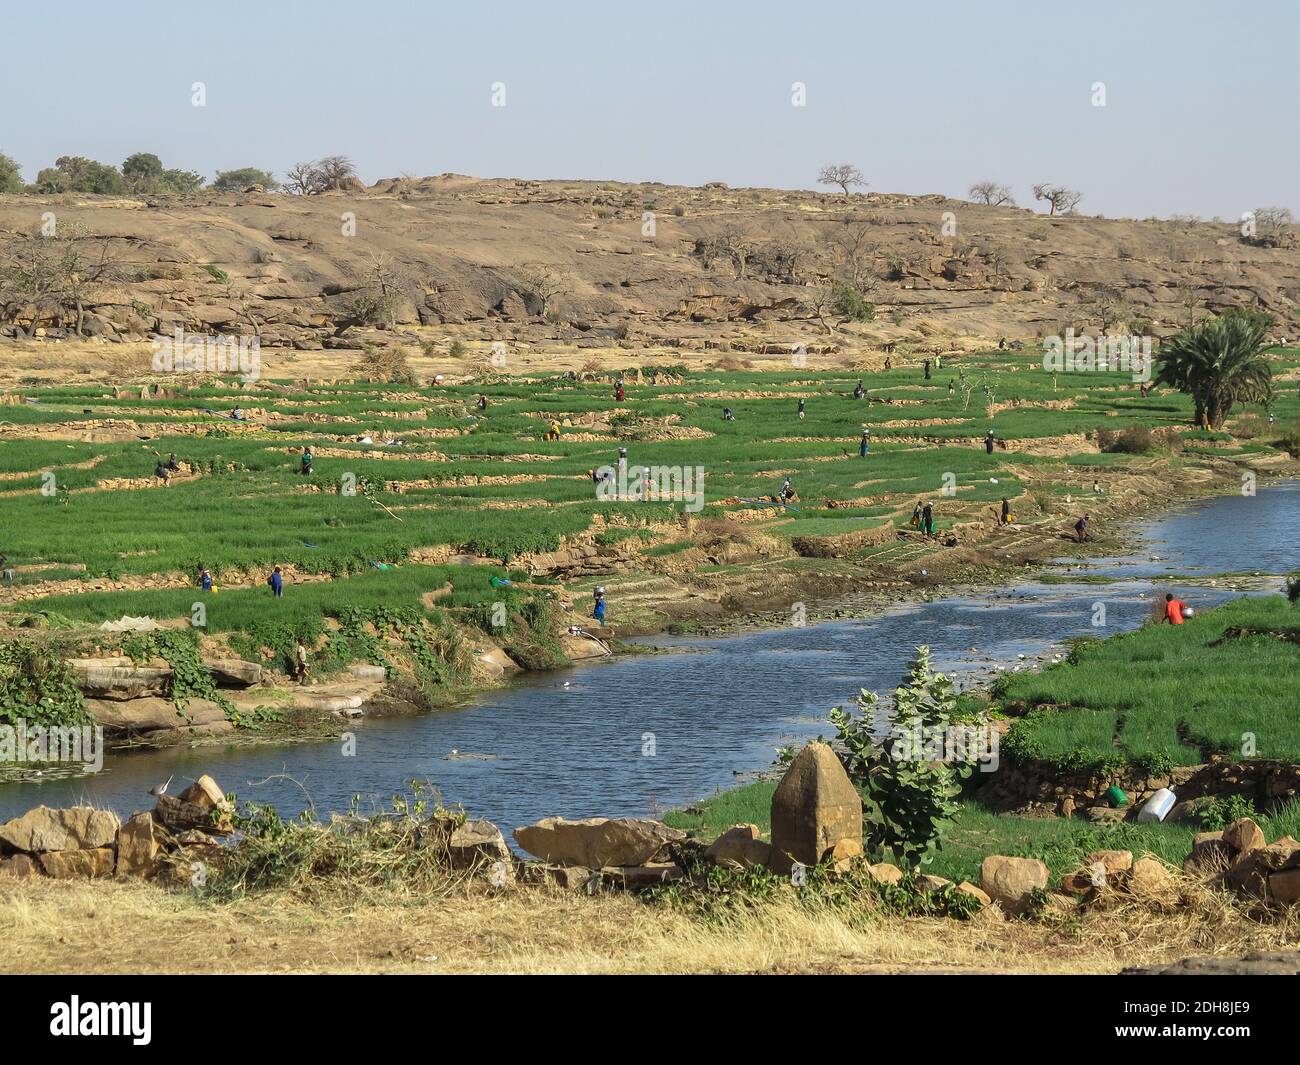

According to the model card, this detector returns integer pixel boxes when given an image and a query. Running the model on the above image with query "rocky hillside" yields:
[1,174,1297,356]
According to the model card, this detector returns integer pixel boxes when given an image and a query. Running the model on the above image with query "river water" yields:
[1,481,1295,829]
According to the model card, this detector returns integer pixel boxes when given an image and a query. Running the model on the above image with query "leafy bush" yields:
[0,640,88,727]
[831,282,876,322]
[831,646,971,869]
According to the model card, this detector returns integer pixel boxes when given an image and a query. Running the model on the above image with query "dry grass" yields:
[2,873,1295,975]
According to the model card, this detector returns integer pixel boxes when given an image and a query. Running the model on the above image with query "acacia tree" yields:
[1078,283,1127,334]
[818,164,866,197]
[1033,183,1082,215]
[1155,310,1274,428]
[968,180,1015,206]
[518,264,566,317]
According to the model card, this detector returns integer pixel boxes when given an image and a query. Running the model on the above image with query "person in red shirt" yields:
[1164,593,1187,625]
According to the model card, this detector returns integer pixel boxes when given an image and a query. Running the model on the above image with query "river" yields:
[1,481,1295,829]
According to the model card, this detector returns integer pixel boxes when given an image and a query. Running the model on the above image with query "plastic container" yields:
[1137,788,1177,823]
[1105,785,1128,808]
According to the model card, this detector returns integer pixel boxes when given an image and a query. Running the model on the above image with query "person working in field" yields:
[911,501,923,528]
[268,565,284,597]
[545,419,562,441]
[1074,514,1090,543]
[300,447,313,476]
[154,459,169,482]
[615,382,625,402]
[797,398,806,421]
[166,453,180,472]
[923,359,932,380]
[853,380,865,400]
[859,428,871,457]
[197,564,213,592]
[592,586,607,624]
[921,501,935,536]
[295,639,311,683]
[477,394,488,412]
[985,429,996,454]
[722,406,735,422]
[780,478,796,503]
[1163,592,1188,625]
[1000,498,1011,525]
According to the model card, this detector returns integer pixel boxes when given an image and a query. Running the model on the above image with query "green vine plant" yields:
[121,629,234,719]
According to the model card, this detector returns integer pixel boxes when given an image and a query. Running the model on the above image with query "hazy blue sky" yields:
[2,0,1295,219]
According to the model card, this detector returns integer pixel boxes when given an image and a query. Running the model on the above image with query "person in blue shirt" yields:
[198,564,213,592]
[269,566,284,597]
[859,429,871,457]
[592,586,606,624]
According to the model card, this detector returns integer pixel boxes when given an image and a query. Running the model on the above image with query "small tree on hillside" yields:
[968,180,1015,206]
[1033,183,1082,215]
[518,264,566,318]
[212,167,278,192]
[818,163,866,197]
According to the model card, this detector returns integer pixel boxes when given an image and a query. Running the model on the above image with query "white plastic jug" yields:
[1137,788,1176,823]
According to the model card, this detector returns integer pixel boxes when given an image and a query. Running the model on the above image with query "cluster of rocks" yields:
[70,656,263,742]
[0,775,231,882]
[1183,817,1300,904]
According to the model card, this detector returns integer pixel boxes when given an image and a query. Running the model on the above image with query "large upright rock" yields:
[980,855,1049,914]
[513,817,684,868]
[115,812,161,878]
[0,806,120,852]
[768,742,863,874]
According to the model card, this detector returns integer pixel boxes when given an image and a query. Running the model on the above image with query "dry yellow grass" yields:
[2,876,1295,975]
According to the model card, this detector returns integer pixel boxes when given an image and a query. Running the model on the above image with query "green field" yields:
[997,594,1300,770]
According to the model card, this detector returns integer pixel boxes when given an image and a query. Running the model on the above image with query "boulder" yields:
[1084,806,1127,824]
[1254,836,1300,873]
[1223,817,1266,854]
[177,774,230,813]
[203,658,263,687]
[513,816,684,868]
[1269,869,1300,905]
[704,824,771,868]
[153,793,231,835]
[866,862,905,885]
[916,874,951,892]
[115,812,160,878]
[979,855,1049,915]
[0,854,39,879]
[1225,850,1269,899]
[1184,831,1233,875]
[956,881,993,908]
[768,742,863,875]
[87,696,227,733]
[73,663,171,700]
[39,847,116,879]
[1127,857,1177,901]
[446,819,514,882]
[1085,849,1133,877]
[0,806,120,852]
[519,863,595,891]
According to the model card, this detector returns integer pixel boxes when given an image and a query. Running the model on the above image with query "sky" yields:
[0,0,1295,220]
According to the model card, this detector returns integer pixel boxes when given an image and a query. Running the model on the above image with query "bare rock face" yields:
[39,847,116,879]
[72,662,172,701]
[115,812,161,878]
[203,659,263,687]
[0,806,120,852]
[513,816,684,868]
[768,742,863,875]
[86,696,227,734]
[704,824,772,868]
[979,855,1050,915]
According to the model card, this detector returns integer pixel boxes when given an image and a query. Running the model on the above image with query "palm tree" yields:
[1155,311,1274,429]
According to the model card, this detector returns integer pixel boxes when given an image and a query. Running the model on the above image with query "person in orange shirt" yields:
[1163,593,1187,625]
